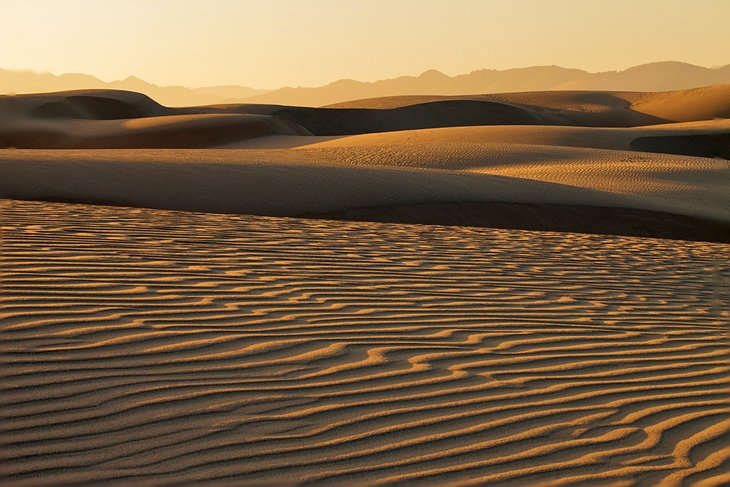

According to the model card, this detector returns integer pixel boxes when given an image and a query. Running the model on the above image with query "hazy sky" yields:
[2,0,729,88]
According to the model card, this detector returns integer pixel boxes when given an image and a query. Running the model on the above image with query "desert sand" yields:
[2,88,730,242]
[3,85,730,146]
[2,122,729,241]
[1,85,729,486]
[2,199,729,486]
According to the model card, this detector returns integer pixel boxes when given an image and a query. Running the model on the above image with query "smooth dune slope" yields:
[2,199,729,486]
[222,118,730,161]
[298,119,730,153]
[2,128,728,230]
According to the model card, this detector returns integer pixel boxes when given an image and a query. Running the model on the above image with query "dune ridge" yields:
[2,199,729,486]
[2,86,730,150]
[2,88,728,242]
[327,85,730,127]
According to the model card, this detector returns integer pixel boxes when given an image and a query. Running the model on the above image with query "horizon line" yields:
[3,60,729,92]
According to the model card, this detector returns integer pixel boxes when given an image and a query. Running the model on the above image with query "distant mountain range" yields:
[2,62,729,107]
[0,71,268,107]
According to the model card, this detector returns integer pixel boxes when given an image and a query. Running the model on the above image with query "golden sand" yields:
[2,199,729,486]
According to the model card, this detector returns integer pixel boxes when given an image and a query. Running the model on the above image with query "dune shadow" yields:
[302,201,730,243]
[631,134,730,159]
[274,100,541,135]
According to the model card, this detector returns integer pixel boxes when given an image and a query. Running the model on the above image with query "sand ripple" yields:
[2,200,729,486]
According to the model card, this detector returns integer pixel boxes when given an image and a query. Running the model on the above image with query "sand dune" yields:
[2,199,728,486]
[629,85,730,122]
[272,100,541,135]
[631,133,730,159]
[2,80,729,486]
[2,126,728,235]
[2,87,728,241]
[0,89,170,120]
[0,91,306,148]
[2,86,729,149]
[225,118,730,152]
[328,85,730,127]
[2,114,295,149]
[299,119,730,152]
[307,202,730,244]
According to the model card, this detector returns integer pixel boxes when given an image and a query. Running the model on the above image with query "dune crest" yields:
[3,86,730,149]
[2,88,728,243]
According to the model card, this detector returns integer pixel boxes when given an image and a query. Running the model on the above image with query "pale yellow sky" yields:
[2,0,728,89]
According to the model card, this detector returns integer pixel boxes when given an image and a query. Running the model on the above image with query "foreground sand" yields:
[2,199,729,486]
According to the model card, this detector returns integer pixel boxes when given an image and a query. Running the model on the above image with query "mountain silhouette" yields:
[2,61,729,107]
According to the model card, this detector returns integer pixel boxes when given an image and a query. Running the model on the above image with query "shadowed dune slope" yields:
[305,202,730,243]
[272,100,541,135]
[631,133,730,159]
[2,199,729,486]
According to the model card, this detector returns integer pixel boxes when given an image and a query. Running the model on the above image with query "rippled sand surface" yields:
[3,200,729,486]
